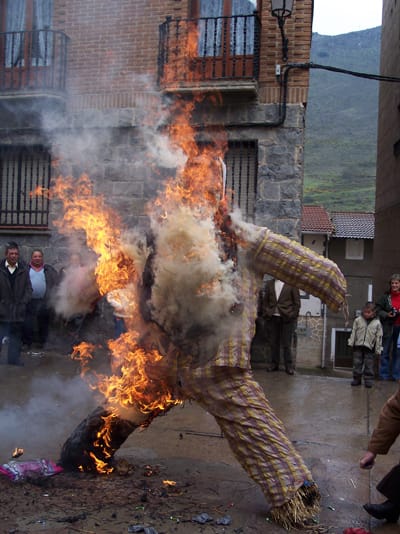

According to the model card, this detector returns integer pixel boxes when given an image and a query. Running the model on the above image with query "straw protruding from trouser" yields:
[269,481,321,529]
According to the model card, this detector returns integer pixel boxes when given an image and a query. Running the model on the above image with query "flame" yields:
[50,36,237,474]
[161,21,200,85]
[12,447,24,458]
[30,185,50,199]
[52,174,137,295]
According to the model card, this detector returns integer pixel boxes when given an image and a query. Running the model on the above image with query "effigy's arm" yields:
[231,215,346,313]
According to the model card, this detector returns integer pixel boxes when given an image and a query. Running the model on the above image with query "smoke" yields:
[148,205,242,359]
[40,80,242,358]
[42,111,114,174]
[52,261,100,319]
[0,375,97,462]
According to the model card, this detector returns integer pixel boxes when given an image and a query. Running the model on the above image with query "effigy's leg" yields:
[178,365,320,529]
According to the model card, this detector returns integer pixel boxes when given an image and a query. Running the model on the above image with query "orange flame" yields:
[29,185,51,199]
[50,33,236,475]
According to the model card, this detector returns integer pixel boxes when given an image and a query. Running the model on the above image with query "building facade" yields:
[373,0,400,297]
[0,0,313,268]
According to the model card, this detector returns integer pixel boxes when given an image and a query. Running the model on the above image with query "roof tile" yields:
[330,211,374,239]
[301,205,334,234]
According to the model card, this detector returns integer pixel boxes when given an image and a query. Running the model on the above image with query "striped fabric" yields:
[172,222,346,513]
[231,217,347,312]
[178,366,312,508]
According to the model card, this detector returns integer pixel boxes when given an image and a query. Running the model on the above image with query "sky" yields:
[312,0,382,35]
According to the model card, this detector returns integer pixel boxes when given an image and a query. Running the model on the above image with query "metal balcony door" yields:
[190,0,258,79]
[0,0,53,89]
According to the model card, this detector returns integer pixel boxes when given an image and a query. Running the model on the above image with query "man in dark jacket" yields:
[22,249,59,349]
[261,278,300,374]
[0,242,32,365]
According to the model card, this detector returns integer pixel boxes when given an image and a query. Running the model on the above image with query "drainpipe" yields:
[321,233,330,368]
[321,303,327,369]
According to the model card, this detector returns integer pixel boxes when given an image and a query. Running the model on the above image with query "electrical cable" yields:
[286,62,400,83]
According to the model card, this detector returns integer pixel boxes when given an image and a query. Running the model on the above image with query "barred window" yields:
[0,145,51,228]
[225,140,257,221]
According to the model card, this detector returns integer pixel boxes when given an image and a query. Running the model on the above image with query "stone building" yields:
[0,0,313,268]
[373,0,400,297]
[0,0,312,265]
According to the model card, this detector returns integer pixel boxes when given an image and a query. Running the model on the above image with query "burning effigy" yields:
[50,97,347,529]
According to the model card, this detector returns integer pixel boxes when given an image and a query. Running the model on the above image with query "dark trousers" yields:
[23,298,51,347]
[376,463,400,505]
[352,346,375,383]
[0,321,23,365]
[265,316,296,369]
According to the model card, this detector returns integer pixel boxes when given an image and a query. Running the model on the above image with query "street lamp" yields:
[271,0,294,62]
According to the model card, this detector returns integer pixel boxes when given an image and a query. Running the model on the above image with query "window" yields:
[225,140,257,221]
[1,0,53,67]
[0,146,51,228]
[345,238,364,260]
[188,0,259,79]
[195,0,257,57]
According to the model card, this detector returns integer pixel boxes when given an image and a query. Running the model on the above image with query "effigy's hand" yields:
[359,451,376,469]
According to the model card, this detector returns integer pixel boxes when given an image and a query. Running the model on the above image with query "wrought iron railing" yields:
[0,30,69,92]
[0,145,51,228]
[158,13,260,85]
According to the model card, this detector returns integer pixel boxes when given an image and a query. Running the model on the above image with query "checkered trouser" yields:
[178,364,313,508]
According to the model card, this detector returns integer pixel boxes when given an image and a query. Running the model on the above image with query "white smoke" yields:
[148,205,241,359]
[52,261,99,319]
[0,375,97,462]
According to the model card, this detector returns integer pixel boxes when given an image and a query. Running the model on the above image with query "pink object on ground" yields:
[0,459,63,481]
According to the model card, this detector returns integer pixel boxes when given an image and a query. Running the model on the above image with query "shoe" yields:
[365,382,373,388]
[363,500,400,523]
[266,366,279,372]
[351,379,361,386]
[285,367,294,375]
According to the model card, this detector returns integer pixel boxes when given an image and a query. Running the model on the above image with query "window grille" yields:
[225,140,257,221]
[0,145,51,228]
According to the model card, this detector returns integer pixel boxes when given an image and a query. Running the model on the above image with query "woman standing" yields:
[376,273,400,380]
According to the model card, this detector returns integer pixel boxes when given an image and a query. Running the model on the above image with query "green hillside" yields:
[303,27,381,211]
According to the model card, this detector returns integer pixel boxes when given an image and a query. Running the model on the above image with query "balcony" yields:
[0,29,69,93]
[0,30,69,128]
[158,13,260,94]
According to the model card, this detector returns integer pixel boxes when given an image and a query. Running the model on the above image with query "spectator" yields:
[261,278,300,375]
[360,386,400,523]
[22,249,59,349]
[347,301,383,388]
[0,242,32,366]
[376,273,400,380]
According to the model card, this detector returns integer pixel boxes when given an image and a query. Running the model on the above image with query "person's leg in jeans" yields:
[391,326,400,380]
[380,334,392,379]
[7,322,23,365]
[0,321,10,361]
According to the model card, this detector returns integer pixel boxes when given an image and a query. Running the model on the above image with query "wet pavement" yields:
[0,346,399,533]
